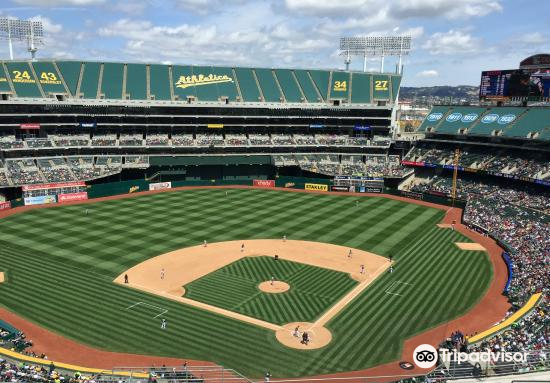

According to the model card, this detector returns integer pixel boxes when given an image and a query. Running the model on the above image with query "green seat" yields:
[468,107,525,136]
[417,106,449,132]
[502,109,550,139]
[435,107,486,134]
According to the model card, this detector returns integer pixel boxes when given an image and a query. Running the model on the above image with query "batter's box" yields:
[385,281,413,297]
[126,302,168,318]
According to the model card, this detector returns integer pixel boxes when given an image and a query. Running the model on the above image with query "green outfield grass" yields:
[0,189,493,378]
[184,256,358,324]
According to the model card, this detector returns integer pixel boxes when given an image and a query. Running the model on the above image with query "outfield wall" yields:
[6,177,466,209]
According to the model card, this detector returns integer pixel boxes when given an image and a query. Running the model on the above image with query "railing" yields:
[110,366,252,383]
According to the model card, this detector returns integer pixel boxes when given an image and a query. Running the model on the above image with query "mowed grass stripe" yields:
[0,189,492,378]
[185,256,358,324]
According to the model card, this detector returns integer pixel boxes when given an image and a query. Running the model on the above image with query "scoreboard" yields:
[333,176,384,193]
[480,69,550,100]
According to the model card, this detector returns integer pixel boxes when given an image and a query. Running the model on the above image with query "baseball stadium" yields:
[0,16,548,383]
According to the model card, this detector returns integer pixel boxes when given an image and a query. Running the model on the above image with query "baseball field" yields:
[0,188,493,378]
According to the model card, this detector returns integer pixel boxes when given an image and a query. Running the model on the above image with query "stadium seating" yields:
[0,60,400,105]
[418,106,549,141]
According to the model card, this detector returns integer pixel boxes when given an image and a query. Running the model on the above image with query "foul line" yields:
[385,280,413,297]
[313,262,391,328]
[126,301,168,319]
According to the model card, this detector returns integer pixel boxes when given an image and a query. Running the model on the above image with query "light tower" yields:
[339,36,411,73]
[0,18,44,60]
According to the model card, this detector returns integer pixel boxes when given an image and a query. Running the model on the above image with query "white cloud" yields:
[12,0,105,5]
[416,69,438,77]
[283,0,502,20]
[392,0,502,19]
[422,30,481,55]
[30,16,63,33]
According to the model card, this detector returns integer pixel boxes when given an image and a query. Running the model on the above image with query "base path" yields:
[115,239,390,340]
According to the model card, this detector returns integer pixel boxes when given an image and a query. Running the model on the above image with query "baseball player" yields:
[283,235,286,242]
[389,265,394,273]
[241,243,245,252]
[270,276,275,286]
[292,326,300,337]
[124,274,129,284]
[160,268,165,280]
[360,264,365,274]
[356,200,359,207]
[203,240,207,247]
[348,249,352,258]
[161,318,167,330]
[85,208,89,215]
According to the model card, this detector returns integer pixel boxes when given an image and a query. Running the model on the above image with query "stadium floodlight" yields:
[339,36,411,73]
[0,17,44,60]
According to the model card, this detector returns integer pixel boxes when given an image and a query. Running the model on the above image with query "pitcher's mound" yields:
[276,322,332,350]
[258,281,290,293]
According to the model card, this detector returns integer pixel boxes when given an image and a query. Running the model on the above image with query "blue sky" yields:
[1,0,548,86]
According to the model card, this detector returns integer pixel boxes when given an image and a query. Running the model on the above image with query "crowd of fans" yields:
[405,146,549,181]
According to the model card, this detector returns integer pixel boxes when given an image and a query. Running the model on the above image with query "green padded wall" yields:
[294,70,320,102]
[0,65,12,93]
[254,68,281,102]
[234,68,261,102]
[172,65,196,100]
[80,62,101,99]
[372,74,391,100]
[125,64,147,100]
[274,69,302,103]
[101,62,124,99]
[149,64,171,100]
[32,61,65,95]
[329,71,350,100]
[351,73,371,103]
[309,70,329,100]
[56,61,81,96]
[5,62,42,97]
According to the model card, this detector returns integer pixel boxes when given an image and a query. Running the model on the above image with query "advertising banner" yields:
[305,183,328,192]
[22,181,86,191]
[253,179,275,188]
[149,181,172,191]
[400,190,424,200]
[24,195,57,206]
[401,161,424,167]
[331,186,350,192]
[58,192,88,203]
[79,122,97,128]
[0,201,11,210]
[19,123,40,130]
[360,187,383,193]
